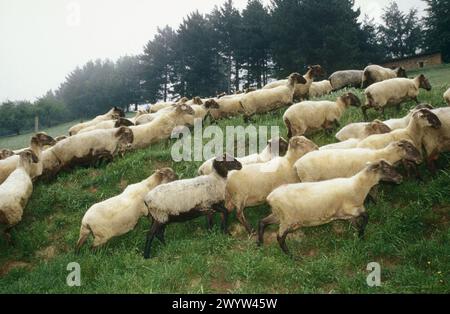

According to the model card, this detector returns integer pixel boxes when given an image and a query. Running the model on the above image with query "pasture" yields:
[0,65,449,293]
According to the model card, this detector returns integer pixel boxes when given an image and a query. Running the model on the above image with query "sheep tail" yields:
[76,223,92,253]
[284,117,293,139]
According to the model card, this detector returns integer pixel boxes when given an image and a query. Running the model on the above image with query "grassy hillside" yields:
[0,66,449,293]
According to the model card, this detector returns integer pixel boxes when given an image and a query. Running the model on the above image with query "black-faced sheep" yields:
[361,65,407,88]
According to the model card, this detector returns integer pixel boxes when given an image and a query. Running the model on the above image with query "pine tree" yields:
[423,0,450,61]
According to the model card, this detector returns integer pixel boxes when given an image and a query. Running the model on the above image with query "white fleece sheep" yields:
[357,108,441,150]
[283,93,361,137]
[77,118,134,134]
[296,140,421,182]
[68,107,125,135]
[444,88,450,106]
[0,133,55,184]
[206,95,245,120]
[143,156,242,258]
[0,150,38,232]
[422,107,450,172]
[76,168,177,251]
[329,70,364,90]
[130,104,195,149]
[263,65,324,100]
[240,73,306,117]
[362,65,407,88]
[335,120,392,142]
[225,136,318,234]
[260,160,402,254]
[362,75,432,120]
[309,80,332,98]
[198,137,289,175]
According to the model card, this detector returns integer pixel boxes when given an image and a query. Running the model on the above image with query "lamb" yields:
[130,104,195,149]
[78,117,134,134]
[362,75,432,120]
[68,107,125,136]
[295,140,421,182]
[42,126,134,176]
[225,136,318,234]
[240,73,307,117]
[329,70,364,91]
[260,160,402,254]
[0,149,14,160]
[335,119,392,142]
[0,150,38,240]
[309,80,333,98]
[357,108,441,151]
[143,155,242,258]
[422,107,450,172]
[283,93,361,138]
[198,137,289,175]
[0,133,56,184]
[263,65,325,100]
[76,168,177,251]
[444,88,450,106]
[361,65,407,88]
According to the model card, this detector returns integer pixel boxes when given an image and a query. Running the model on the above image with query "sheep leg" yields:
[155,224,167,245]
[426,150,439,175]
[212,203,229,235]
[144,220,163,259]
[277,229,292,255]
[402,159,422,181]
[367,186,378,204]
[236,206,253,235]
[257,214,279,246]
[355,212,369,239]
[206,213,214,231]
[361,106,369,121]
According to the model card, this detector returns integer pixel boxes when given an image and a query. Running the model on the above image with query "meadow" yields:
[0,65,449,293]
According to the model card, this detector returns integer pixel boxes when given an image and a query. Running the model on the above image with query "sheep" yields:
[207,95,245,120]
[295,140,421,182]
[240,73,307,117]
[184,100,221,126]
[0,150,38,241]
[383,103,434,130]
[143,155,242,258]
[76,168,177,251]
[42,127,134,177]
[0,149,14,160]
[130,104,195,149]
[362,75,432,120]
[149,101,176,113]
[422,107,450,172]
[0,133,56,184]
[283,93,361,138]
[357,108,441,151]
[335,119,392,142]
[260,160,402,254]
[263,65,325,101]
[198,137,289,175]
[444,88,450,106]
[225,136,318,234]
[361,65,407,88]
[329,70,364,91]
[68,107,125,136]
[309,80,332,98]
[55,135,68,142]
[77,117,134,134]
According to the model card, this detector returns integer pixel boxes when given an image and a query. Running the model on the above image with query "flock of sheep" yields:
[0,63,449,258]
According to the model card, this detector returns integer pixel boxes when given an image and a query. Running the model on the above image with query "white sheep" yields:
[444,88,450,106]
[240,73,306,117]
[130,104,195,149]
[329,70,364,91]
[283,92,361,137]
[357,108,441,151]
[260,160,402,254]
[68,107,125,135]
[198,137,289,175]
[206,96,245,120]
[0,150,38,240]
[335,119,392,142]
[296,140,421,182]
[362,75,432,120]
[77,118,134,134]
[225,136,318,234]
[362,65,407,88]
[422,107,450,172]
[76,168,177,251]
[309,80,332,98]
[382,103,434,130]
[0,133,55,184]
[143,155,242,258]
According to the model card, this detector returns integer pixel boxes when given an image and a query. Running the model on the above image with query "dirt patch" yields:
[0,261,31,277]
[35,245,57,261]
[88,186,98,194]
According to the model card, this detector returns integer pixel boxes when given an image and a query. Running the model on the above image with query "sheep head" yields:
[212,154,242,178]
[288,72,306,85]
[115,126,134,152]
[155,167,178,184]
[341,92,361,107]
[18,149,39,170]
[288,136,318,158]
[112,106,126,118]
[366,120,391,136]
[417,74,432,91]
[395,67,407,78]
[175,103,195,116]
[32,132,57,147]
[204,99,220,110]
[394,140,422,164]
[308,65,326,78]
[268,137,289,157]
[367,160,403,184]
[0,149,14,160]
[413,103,433,111]
[413,108,441,129]
[114,118,134,128]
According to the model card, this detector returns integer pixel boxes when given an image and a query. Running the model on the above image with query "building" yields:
[381,52,442,70]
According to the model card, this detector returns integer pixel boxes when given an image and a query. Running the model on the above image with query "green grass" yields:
[0,66,449,293]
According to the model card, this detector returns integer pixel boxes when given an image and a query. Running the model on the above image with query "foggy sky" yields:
[0,0,426,102]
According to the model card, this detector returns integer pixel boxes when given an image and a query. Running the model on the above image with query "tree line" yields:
[1,0,449,136]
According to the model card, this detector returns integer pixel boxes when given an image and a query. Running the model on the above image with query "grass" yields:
[0,65,449,293]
